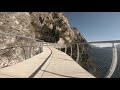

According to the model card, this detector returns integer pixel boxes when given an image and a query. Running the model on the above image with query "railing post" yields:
[38,42,41,53]
[57,44,59,50]
[28,42,33,58]
[59,44,60,50]
[32,46,35,56]
[60,44,61,51]
[106,43,118,78]
[55,43,56,49]
[54,43,55,48]
[76,44,80,63]
[40,42,43,53]
[52,43,54,48]
[55,43,56,48]
[57,43,59,50]
[65,44,67,53]
[56,43,58,50]
[70,45,72,57]
[22,47,26,60]
[41,42,43,52]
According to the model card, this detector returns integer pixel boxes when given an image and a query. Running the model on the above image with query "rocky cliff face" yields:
[0,12,39,68]
[30,12,74,43]
[0,12,95,74]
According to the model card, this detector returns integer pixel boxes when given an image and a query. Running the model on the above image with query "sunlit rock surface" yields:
[0,12,95,75]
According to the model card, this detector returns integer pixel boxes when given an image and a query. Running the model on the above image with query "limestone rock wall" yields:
[0,12,39,68]
[0,12,95,75]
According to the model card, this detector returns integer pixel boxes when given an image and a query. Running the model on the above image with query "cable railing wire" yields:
[54,41,119,78]
[0,31,44,68]
[0,31,120,78]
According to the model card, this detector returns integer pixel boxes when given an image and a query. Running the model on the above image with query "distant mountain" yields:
[89,44,102,49]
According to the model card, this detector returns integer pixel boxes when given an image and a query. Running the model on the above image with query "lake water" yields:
[86,47,120,78]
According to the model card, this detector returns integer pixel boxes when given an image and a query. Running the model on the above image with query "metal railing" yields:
[0,31,119,78]
[47,40,120,78]
[0,31,44,68]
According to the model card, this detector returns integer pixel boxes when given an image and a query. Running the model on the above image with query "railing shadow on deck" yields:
[47,41,120,78]
[0,31,120,78]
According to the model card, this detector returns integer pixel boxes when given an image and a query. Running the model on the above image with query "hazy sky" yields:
[64,12,120,42]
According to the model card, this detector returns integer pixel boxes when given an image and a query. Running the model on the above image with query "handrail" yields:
[0,31,44,42]
[89,40,120,43]
[51,40,119,78]
[0,31,119,78]
[105,43,118,78]
[0,31,44,67]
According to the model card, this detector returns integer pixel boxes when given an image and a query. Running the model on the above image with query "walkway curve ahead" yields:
[0,46,95,78]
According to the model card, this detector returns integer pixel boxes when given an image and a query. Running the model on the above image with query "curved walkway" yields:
[0,46,95,78]
[0,46,51,78]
